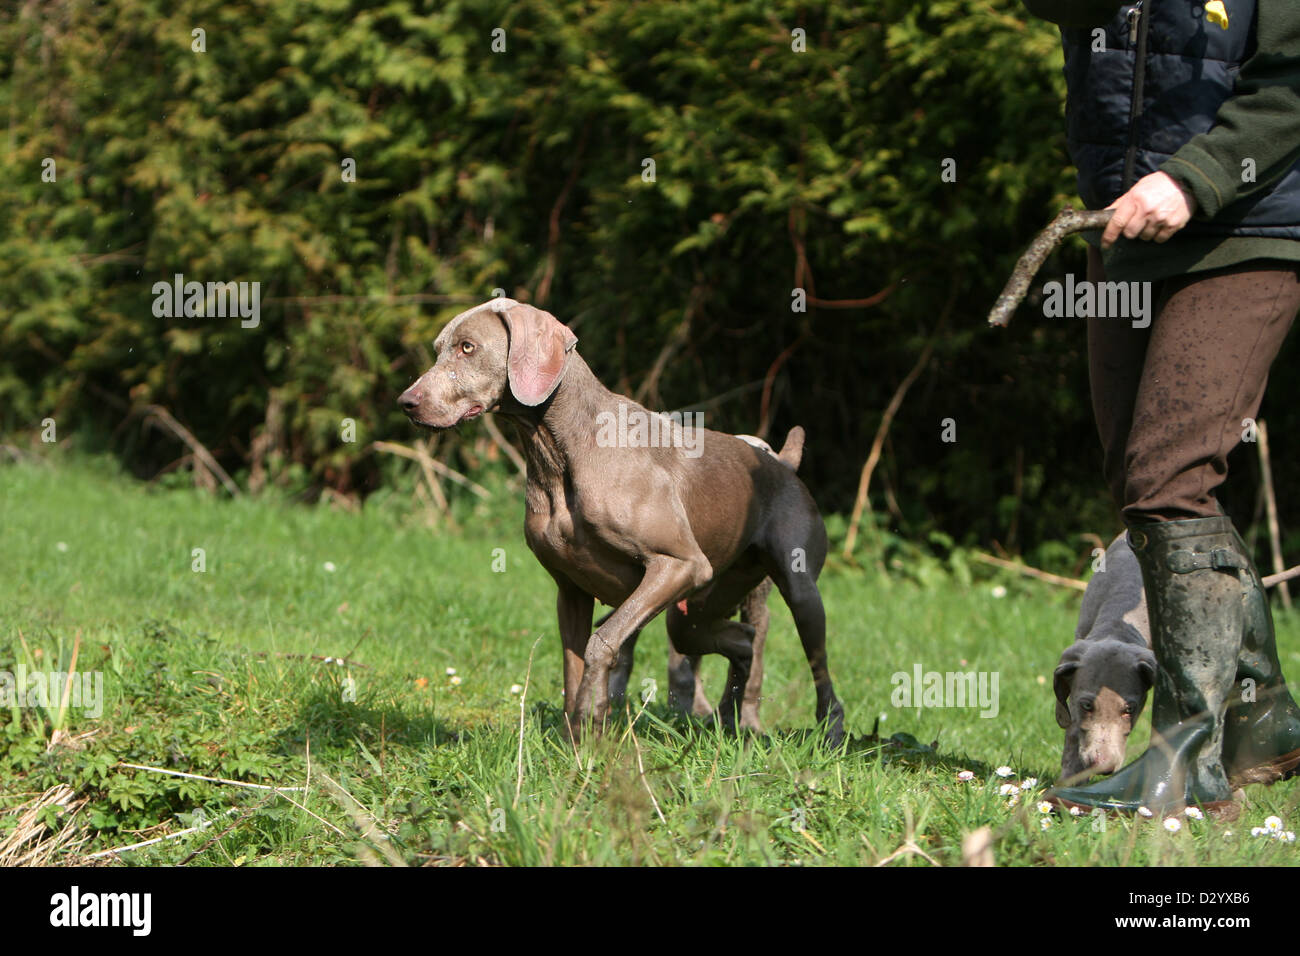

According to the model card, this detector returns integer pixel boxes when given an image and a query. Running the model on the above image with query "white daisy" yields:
[995,766,1014,778]
[956,770,975,782]
[1138,806,1154,818]
[1163,817,1181,833]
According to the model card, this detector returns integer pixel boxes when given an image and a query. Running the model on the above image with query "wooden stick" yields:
[972,549,1300,593]
[635,283,703,407]
[806,281,899,311]
[413,437,453,513]
[842,335,935,558]
[84,809,239,860]
[1263,565,1300,589]
[1257,419,1291,609]
[971,551,1088,592]
[756,332,807,440]
[370,440,490,498]
[842,284,955,559]
[987,208,1113,328]
[483,413,527,478]
[119,762,305,792]
[536,121,590,306]
[140,404,242,496]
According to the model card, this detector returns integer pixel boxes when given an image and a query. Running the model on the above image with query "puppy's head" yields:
[398,298,577,429]
[1055,633,1156,778]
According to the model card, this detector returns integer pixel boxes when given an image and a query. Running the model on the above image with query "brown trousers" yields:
[1087,248,1300,522]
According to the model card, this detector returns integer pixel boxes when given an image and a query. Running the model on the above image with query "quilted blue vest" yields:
[1061,0,1300,239]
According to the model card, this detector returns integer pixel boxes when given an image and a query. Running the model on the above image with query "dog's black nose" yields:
[398,388,421,412]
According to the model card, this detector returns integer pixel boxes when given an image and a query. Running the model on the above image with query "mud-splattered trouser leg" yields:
[1087,249,1300,522]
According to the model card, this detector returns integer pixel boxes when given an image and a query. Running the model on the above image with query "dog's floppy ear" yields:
[493,299,578,406]
[1136,646,1157,690]
[1054,644,1084,729]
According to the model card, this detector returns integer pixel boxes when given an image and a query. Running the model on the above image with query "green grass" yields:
[2,453,1299,865]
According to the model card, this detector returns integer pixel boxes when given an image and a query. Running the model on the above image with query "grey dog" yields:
[398,298,844,742]
[1054,534,1156,782]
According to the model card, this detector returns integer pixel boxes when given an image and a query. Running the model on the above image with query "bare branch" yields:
[988,208,1112,328]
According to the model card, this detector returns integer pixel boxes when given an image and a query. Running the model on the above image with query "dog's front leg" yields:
[556,585,594,725]
[573,553,712,736]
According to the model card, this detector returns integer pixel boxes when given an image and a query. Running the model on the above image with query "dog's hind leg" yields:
[738,579,773,733]
[667,605,754,730]
[667,644,712,717]
[603,607,709,716]
[764,527,844,744]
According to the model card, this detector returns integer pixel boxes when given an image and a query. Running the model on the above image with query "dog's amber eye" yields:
[460,341,475,355]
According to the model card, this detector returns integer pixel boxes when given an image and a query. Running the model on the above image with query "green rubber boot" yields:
[1048,517,1240,817]
[1221,524,1300,787]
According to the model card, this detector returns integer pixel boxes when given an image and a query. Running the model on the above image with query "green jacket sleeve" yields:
[1162,2,1300,218]
[1020,0,1123,28]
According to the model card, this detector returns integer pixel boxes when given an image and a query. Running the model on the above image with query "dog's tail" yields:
[777,426,805,472]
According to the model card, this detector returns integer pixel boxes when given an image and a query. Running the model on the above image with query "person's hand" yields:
[1101,171,1198,248]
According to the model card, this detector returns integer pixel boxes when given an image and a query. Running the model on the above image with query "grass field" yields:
[3,454,1299,866]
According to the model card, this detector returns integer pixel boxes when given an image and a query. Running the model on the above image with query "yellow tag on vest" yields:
[1204,1,1230,30]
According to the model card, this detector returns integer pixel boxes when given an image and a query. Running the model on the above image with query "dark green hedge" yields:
[3,0,1291,552]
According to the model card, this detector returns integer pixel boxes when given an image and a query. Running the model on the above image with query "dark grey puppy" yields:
[1054,534,1156,782]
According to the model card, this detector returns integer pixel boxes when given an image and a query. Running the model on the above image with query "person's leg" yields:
[1052,262,1300,814]
[1122,264,1300,521]
[1126,264,1300,786]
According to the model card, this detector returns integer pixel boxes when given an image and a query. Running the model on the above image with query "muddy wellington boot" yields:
[1048,517,1240,817]
[1221,524,1300,787]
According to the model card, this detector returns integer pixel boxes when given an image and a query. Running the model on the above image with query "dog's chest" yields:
[524,492,641,604]
[524,499,578,555]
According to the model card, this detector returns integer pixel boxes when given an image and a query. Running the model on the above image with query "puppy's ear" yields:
[1054,644,1083,729]
[1136,647,1157,690]
[495,300,578,406]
